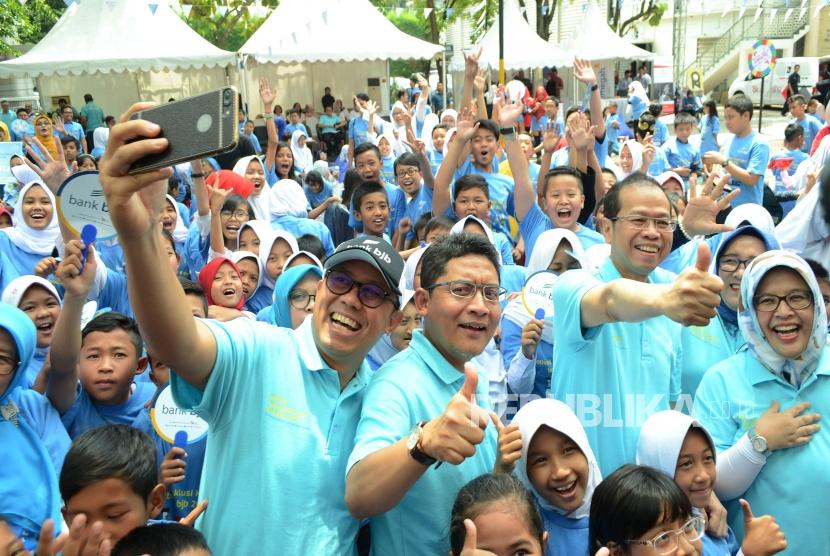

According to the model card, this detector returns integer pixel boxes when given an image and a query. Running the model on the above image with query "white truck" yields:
[728,56,823,107]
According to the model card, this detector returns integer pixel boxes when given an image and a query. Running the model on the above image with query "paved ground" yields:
[662,107,796,152]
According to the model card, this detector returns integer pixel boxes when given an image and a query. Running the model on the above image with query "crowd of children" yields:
[1,47,830,556]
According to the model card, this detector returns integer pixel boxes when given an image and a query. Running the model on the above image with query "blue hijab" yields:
[0,302,68,546]
[272,264,323,328]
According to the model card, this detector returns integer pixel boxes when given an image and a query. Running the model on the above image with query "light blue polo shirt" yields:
[663,137,701,181]
[519,203,605,263]
[347,330,498,555]
[679,314,744,403]
[552,258,681,477]
[170,317,369,556]
[693,347,830,554]
[726,132,770,207]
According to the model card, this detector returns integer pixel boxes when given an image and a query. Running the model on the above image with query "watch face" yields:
[406,425,420,451]
[752,435,768,453]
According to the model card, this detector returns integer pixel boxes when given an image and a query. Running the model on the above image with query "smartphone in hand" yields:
[128,86,239,174]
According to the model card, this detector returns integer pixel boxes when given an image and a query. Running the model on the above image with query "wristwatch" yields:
[749,426,771,457]
[407,421,438,466]
[499,126,516,138]
[589,83,599,92]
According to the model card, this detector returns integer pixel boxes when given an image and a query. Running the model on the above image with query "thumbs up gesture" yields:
[459,519,498,556]
[739,499,788,556]
[420,363,492,465]
[664,242,723,326]
[493,413,522,474]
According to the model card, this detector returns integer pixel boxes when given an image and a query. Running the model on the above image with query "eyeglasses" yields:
[289,289,316,310]
[325,270,391,309]
[625,516,705,555]
[610,215,677,232]
[754,290,813,313]
[0,355,19,376]
[426,280,506,303]
[719,256,756,273]
[220,210,249,220]
[396,168,420,178]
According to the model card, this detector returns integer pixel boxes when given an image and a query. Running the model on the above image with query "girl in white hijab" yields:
[504,398,602,556]
[290,129,314,176]
[618,139,644,177]
[232,155,269,221]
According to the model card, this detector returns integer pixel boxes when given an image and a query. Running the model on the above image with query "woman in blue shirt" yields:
[627,81,649,124]
[700,99,721,162]
[694,250,829,554]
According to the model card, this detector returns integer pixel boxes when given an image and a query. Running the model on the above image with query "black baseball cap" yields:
[324,237,404,307]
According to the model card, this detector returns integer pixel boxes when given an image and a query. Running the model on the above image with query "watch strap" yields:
[409,421,438,466]
[499,126,516,137]
[590,84,599,92]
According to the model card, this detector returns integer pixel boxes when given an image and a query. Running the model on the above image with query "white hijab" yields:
[403,244,429,290]
[442,127,458,158]
[1,275,61,307]
[440,109,458,128]
[230,250,264,297]
[628,80,649,104]
[235,220,273,252]
[270,179,309,219]
[233,155,269,221]
[512,398,602,519]
[727,203,776,238]
[620,140,644,177]
[284,250,323,271]
[92,127,110,151]
[165,195,188,243]
[420,113,440,151]
[450,215,501,263]
[2,181,60,256]
[259,230,299,289]
[290,129,313,174]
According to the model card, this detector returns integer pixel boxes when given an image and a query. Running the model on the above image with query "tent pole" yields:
[498,0,505,85]
[238,55,250,117]
[134,73,142,103]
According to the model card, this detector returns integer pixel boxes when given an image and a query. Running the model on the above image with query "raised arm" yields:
[473,70,489,120]
[99,103,217,390]
[47,240,96,414]
[496,96,533,221]
[536,125,560,195]
[191,160,210,217]
[574,58,606,138]
[259,78,278,175]
[208,185,229,257]
[460,49,482,119]
[432,105,477,216]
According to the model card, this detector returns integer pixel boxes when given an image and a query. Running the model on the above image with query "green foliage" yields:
[0,0,63,56]
[181,0,279,52]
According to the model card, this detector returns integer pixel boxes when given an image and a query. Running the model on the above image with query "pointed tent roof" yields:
[0,0,236,78]
[563,3,654,62]
[239,0,441,63]
[451,0,571,71]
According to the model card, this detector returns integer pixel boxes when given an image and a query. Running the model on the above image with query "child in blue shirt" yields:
[648,102,669,146]
[0,302,69,551]
[351,180,394,245]
[603,103,621,155]
[699,99,720,158]
[46,241,154,439]
[662,112,700,186]
[395,152,434,249]
[637,113,671,176]
[348,142,407,237]
[788,94,822,153]
[498,399,601,556]
[538,98,565,137]
[769,123,810,192]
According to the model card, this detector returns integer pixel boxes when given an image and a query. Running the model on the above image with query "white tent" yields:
[238,0,442,114]
[450,0,571,71]
[0,0,236,115]
[563,3,655,62]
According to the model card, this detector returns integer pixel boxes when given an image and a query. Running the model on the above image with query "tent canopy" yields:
[0,0,236,78]
[240,0,441,63]
[450,0,571,71]
[563,3,654,62]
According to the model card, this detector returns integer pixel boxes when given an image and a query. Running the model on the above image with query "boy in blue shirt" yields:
[352,181,393,244]
[349,143,407,237]
[537,98,564,137]
[281,109,308,142]
[768,123,809,192]
[46,241,155,438]
[396,152,435,249]
[648,102,669,146]
[604,102,622,155]
[347,93,371,164]
[788,94,822,154]
[662,112,700,186]
[702,94,770,208]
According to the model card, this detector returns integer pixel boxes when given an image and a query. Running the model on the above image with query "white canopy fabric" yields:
[450,0,571,71]
[240,0,441,63]
[563,3,654,62]
[0,0,236,78]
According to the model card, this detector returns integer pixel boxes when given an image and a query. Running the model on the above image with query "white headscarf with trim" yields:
[2,181,60,256]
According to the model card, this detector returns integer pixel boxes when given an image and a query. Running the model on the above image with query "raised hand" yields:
[542,123,561,154]
[473,69,487,96]
[663,242,723,326]
[207,184,229,215]
[755,400,821,451]
[53,514,112,556]
[24,135,71,195]
[180,500,209,527]
[520,317,545,359]
[57,240,97,298]
[495,95,524,130]
[420,363,491,465]
[459,519,498,556]
[641,133,655,169]
[456,105,479,142]
[573,58,598,86]
[464,48,483,81]
[681,172,739,237]
[569,117,596,152]
[161,446,187,486]
[98,103,173,242]
[259,78,276,108]
[365,99,379,117]
[493,413,522,474]
[740,499,788,555]
[34,256,59,278]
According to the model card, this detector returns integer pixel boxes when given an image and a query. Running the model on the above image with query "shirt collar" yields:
[296,316,371,387]
[409,330,466,385]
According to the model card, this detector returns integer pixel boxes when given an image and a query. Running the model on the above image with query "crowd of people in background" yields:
[1,46,830,556]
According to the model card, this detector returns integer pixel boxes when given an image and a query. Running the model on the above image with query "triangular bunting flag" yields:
[737,5,746,19]
[148,3,158,15]
[800,5,808,17]
[321,10,327,25]
[815,3,823,16]
[753,6,762,22]
[217,5,228,16]
[424,7,432,17]
[182,3,192,17]
[18,0,28,5]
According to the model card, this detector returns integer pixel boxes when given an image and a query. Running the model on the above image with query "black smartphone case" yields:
[128,87,239,174]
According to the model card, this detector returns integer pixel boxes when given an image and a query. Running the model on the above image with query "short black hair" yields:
[82,312,143,358]
[342,168,362,206]
[565,106,582,121]
[60,425,157,503]
[789,94,806,106]
[475,119,499,140]
[726,94,753,117]
[414,211,433,239]
[16,108,27,116]
[352,181,388,213]
[297,234,327,262]
[76,154,96,168]
[112,523,211,556]
[104,115,116,125]
[806,258,830,282]
[432,124,449,135]
[647,102,663,117]
[60,136,80,150]
[84,94,93,103]
[540,166,584,196]
[784,123,805,143]
[353,142,381,162]
[603,172,669,220]
[220,193,252,220]
[589,465,692,554]
[394,152,421,175]
[703,99,718,119]
[420,232,500,290]
[453,174,490,201]
[450,473,544,556]
[424,214,455,239]
[179,278,208,315]
[356,93,370,102]
[673,113,697,128]
[305,170,324,189]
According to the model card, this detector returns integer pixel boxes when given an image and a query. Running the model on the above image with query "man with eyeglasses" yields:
[98,109,405,554]
[552,172,735,479]
[346,232,502,555]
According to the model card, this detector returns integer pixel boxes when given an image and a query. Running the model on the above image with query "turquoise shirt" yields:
[680,314,744,403]
[171,317,369,556]
[347,330,498,555]
[552,258,682,477]
[694,347,830,555]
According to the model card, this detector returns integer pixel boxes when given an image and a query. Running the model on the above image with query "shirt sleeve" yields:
[553,269,602,351]
[746,140,771,177]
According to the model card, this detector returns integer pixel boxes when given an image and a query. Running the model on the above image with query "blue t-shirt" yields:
[791,114,822,154]
[318,114,340,135]
[726,132,770,207]
[454,160,516,239]
[347,330,498,555]
[553,259,681,477]
[699,114,720,156]
[519,203,604,263]
[605,114,621,153]
[404,185,434,241]
[663,137,700,180]
[769,148,809,191]
[538,115,565,136]
[694,348,830,554]
[273,115,286,140]
[500,317,553,399]
[653,119,669,146]
[543,509,589,556]
[63,121,86,151]
[629,95,647,121]
[347,182,407,238]
[647,145,671,176]
[283,122,308,141]
[679,314,744,402]
[348,117,369,148]
[60,382,156,439]
[170,317,370,555]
